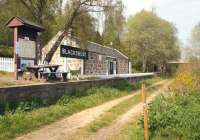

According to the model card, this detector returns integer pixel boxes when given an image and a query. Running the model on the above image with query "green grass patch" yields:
[0,77,162,140]
[108,119,144,140]
[87,95,142,133]
[73,82,164,137]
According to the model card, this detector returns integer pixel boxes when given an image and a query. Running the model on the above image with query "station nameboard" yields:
[60,45,88,59]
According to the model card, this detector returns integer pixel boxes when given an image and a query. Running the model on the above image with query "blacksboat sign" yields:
[60,45,88,59]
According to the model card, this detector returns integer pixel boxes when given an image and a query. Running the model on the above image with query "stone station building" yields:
[42,31,131,76]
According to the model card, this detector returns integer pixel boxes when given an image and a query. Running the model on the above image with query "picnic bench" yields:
[40,72,68,81]
[25,64,68,81]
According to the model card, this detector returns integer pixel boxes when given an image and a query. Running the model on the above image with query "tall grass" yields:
[139,64,200,140]
[146,91,200,140]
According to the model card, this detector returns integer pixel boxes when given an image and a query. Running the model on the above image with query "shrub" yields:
[0,45,13,57]
[138,66,200,140]
[170,64,200,95]
[146,92,200,140]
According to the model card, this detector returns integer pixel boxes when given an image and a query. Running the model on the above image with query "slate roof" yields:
[87,41,128,59]
[70,35,128,59]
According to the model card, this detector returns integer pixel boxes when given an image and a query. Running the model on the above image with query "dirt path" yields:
[84,80,172,140]
[15,80,166,140]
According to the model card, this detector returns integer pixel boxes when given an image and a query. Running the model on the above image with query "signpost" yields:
[6,17,45,80]
[13,27,18,80]
[60,45,88,59]
[141,84,149,140]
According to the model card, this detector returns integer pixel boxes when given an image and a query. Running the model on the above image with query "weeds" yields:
[139,65,200,140]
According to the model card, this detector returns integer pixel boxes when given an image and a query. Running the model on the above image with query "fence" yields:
[0,57,14,72]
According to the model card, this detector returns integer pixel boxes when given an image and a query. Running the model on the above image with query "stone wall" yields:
[84,52,107,75]
[117,58,129,74]
[0,74,154,103]
[84,52,129,75]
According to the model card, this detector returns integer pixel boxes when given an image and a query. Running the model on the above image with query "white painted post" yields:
[114,61,117,75]
[81,59,84,75]
[129,61,132,74]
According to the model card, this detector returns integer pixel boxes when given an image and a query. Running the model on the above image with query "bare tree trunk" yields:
[142,55,147,73]
[42,0,109,63]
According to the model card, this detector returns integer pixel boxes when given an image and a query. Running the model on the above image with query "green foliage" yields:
[143,91,200,140]
[187,22,200,61]
[112,80,134,91]
[140,64,200,139]
[70,70,80,76]
[0,0,29,44]
[102,0,125,50]
[0,45,13,57]
[124,10,180,72]
[0,98,48,115]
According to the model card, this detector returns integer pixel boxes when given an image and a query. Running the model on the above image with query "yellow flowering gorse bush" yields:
[171,67,199,94]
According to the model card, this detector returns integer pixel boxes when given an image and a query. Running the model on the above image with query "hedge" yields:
[0,45,13,57]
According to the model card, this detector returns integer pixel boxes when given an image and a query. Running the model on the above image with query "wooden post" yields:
[13,27,18,80]
[141,84,149,140]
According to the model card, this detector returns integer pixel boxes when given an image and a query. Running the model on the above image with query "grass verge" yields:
[107,118,143,140]
[70,82,165,140]
[87,85,162,132]
[0,77,162,140]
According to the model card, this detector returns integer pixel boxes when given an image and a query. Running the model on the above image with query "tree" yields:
[19,0,58,24]
[52,9,100,47]
[44,0,112,62]
[187,23,200,61]
[125,10,180,72]
[19,0,61,44]
[102,0,125,50]
[0,0,60,45]
[0,0,29,45]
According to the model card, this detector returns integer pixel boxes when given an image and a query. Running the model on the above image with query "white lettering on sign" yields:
[60,45,88,59]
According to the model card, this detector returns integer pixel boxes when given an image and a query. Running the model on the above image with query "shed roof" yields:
[6,17,45,32]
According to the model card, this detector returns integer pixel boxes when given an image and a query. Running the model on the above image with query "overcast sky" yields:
[123,0,200,45]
